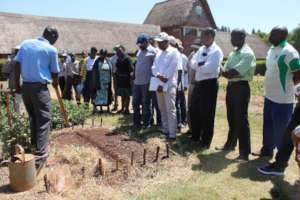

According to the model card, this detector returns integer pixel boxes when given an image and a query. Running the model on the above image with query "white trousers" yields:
[156,87,177,138]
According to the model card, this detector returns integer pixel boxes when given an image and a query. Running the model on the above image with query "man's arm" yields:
[51,73,59,88]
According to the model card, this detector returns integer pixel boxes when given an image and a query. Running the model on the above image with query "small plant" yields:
[51,100,92,129]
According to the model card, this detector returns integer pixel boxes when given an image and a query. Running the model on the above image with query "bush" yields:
[51,100,92,130]
[0,94,33,159]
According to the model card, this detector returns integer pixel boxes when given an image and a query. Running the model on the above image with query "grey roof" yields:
[0,12,161,54]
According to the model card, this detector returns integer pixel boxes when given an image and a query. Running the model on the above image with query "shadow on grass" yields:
[231,157,271,182]
[0,184,13,194]
[191,150,233,173]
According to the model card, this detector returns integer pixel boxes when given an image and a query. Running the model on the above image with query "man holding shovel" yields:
[14,26,60,170]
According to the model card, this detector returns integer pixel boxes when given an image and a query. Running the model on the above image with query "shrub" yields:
[0,103,33,159]
[51,100,92,130]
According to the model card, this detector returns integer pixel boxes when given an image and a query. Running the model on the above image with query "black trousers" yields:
[224,81,251,156]
[190,78,218,147]
[22,83,51,165]
[275,105,300,168]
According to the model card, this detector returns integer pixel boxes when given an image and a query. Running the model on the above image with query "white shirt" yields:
[86,56,96,71]
[191,42,224,82]
[265,43,300,104]
[151,46,179,91]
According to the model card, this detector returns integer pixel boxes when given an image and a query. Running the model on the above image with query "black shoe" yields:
[234,155,249,163]
[200,144,210,150]
[257,162,285,176]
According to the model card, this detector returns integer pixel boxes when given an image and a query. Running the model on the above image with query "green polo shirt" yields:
[224,44,256,82]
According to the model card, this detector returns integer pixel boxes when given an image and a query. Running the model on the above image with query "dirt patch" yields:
[50,128,168,187]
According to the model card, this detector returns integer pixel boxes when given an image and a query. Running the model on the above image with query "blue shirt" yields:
[14,37,60,84]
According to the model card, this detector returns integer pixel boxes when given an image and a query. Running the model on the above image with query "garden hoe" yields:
[53,86,70,127]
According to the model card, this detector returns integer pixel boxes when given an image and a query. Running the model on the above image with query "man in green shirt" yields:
[217,29,256,162]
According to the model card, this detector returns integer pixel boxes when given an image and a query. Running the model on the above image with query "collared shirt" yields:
[191,42,224,82]
[265,41,300,104]
[151,46,179,90]
[224,44,256,82]
[14,37,60,84]
[134,45,156,85]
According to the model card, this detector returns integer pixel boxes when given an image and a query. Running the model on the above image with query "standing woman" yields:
[115,45,133,114]
[92,49,113,112]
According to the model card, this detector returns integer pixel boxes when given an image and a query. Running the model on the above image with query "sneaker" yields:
[257,162,285,176]
[234,155,249,163]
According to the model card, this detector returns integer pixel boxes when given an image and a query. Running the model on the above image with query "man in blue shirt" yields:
[14,26,60,170]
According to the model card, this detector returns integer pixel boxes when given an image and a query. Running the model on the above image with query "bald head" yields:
[43,26,59,45]
[269,26,288,46]
[231,28,246,49]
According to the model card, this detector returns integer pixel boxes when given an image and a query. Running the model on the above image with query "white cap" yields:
[293,125,300,138]
[295,83,300,96]
[168,36,177,46]
[154,32,169,42]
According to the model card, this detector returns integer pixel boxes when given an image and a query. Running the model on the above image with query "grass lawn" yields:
[80,77,299,200]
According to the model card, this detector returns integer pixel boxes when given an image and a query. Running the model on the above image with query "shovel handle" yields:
[15,144,25,163]
[54,86,69,127]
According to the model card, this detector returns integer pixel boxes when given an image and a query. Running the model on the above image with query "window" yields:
[183,27,202,37]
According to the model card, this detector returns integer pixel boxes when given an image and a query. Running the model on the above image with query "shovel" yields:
[53,86,70,127]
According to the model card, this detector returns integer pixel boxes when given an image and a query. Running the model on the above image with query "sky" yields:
[0,0,299,33]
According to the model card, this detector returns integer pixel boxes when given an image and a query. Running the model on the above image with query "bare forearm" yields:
[52,73,59,88]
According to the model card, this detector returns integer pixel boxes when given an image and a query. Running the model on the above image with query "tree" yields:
[252,28,256,35]
[291,26,300,53]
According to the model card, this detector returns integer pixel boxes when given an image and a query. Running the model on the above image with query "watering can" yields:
[8,144,36,192]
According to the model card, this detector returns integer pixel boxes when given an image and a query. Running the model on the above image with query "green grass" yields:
[87,102,298,199]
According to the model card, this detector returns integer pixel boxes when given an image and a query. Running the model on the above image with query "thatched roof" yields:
[215,32,269,59]
[144,0,217,28]
[0,12,160,54]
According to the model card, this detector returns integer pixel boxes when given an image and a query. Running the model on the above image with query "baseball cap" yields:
[168,36,177,46]
[154,32,169,42]
[137,33,150,44]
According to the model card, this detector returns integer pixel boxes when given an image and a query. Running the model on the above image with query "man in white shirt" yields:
[190,28,224,149]
[151,32,179,140]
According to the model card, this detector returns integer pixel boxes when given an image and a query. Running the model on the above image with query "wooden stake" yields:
[92,118,95,127]
[99,158,104,176]
[6,93,12,128]
[81,121,84,128]
[100,118,103,127]
[166,144,170,158]
[81,167,86,178]
[131,152,134,166]
[154,146,160,162]
[44,174,50,193]
[54,86,69,127]
[143,149,147,166]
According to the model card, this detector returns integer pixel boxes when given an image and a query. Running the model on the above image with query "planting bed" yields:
[50,127,169,186]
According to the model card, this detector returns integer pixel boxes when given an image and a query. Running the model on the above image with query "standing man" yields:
[151,32,179,140]
[254,26,300,158]
[190,28,224,149]
[14,26,60,169]
[218,29,256,162]
[133,33,156,129]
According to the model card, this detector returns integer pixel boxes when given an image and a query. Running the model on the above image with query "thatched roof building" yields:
[144,0,268,59]
[0,12,160,55]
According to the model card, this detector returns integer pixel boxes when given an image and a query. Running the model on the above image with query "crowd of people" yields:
[3,25,300,178]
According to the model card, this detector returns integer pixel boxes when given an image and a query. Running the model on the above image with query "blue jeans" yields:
[132,84,151,126]
[261,98,294,155]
